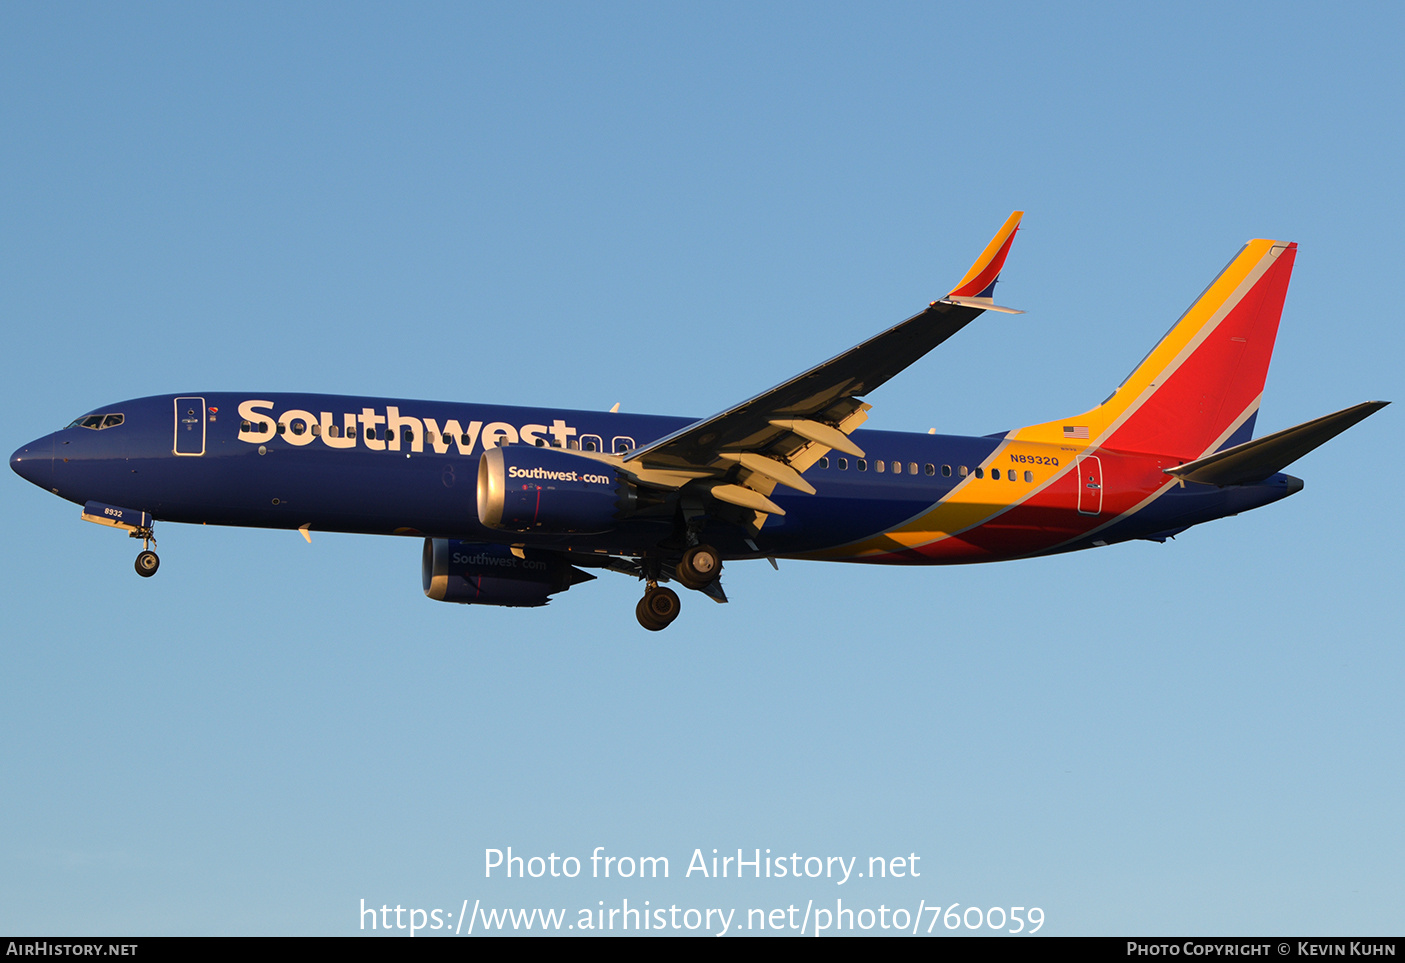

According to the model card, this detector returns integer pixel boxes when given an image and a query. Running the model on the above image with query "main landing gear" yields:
[636,585,680,631]
[675,543,722,590]
[633,544,722,631]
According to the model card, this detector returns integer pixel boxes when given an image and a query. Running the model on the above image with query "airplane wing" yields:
[622,212,1023,526]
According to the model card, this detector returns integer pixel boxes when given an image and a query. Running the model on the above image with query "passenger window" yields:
[581,434,603,453]
[1024,470,1034,483]
[875,460,885,473]
[568,439,580,450]
[819,457,829,468]
[838,457,848,470]
[892,461,901,474]
[291,421,305,436]
[347,427,357,439]
[612,436,635,454]
[925,463,935,476]
[909,462,919,475]
[276,423,286,435]
[958,466,968,477]
[857,459,867,471]
[942,465,951,477]
[974,467,984,479]
[311,423,322,436]
[241,420,251,432]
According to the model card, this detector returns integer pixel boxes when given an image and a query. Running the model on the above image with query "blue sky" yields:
[3,2,1401,936]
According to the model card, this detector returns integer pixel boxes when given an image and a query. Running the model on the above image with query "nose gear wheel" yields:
[135,550,160,577]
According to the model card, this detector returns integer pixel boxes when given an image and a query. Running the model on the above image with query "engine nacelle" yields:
[477,445,632,534]
[422,539,594,607]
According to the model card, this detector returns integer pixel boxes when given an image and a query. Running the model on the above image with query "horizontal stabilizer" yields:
[1165,401,1389,487]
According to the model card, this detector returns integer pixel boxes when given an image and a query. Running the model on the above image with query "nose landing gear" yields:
[135,550,160,577]
[79,502,161,578]
[131,525,158,579]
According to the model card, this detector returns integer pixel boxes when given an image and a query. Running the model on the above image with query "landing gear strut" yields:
[636,585,681,631]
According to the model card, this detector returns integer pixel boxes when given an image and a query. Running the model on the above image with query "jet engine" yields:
[422,539,594,607]
[476,446,635,534]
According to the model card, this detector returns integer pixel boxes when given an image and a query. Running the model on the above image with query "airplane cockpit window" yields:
[68,413,125,430]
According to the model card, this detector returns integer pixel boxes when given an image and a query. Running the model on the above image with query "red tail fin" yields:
[1017,239,1296,459]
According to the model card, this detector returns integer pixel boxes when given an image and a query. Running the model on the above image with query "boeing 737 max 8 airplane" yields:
[9,213,1388,629]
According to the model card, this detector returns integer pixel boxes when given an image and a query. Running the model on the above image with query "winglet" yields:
[944,211,1024,310]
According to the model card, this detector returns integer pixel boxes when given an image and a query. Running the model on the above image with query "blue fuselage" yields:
[11,392,1296,564]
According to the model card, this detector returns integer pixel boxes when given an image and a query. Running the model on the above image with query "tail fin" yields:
[1017,238,1297,459]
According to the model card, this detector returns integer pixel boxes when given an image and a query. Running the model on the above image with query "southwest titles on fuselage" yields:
[235,399,580,456]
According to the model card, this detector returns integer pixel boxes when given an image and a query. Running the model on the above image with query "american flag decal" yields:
[1063,425,1089,439]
